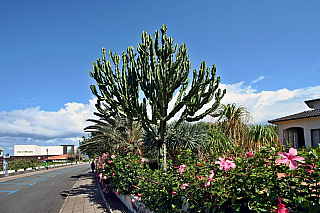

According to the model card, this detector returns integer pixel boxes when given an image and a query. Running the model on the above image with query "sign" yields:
[3,153,10,158]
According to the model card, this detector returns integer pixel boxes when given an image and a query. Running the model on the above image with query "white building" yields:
[268,98,320,148]
[14,145,74,156]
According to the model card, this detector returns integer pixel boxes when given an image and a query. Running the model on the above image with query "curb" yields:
[95,174,112,213]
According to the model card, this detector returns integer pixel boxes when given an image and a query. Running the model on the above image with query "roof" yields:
[0,147,3,151]
[268,109,320,124]
[305,98,320,109]
[44,154,72,160]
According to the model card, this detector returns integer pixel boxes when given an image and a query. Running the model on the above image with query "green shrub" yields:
[96,144,320,213]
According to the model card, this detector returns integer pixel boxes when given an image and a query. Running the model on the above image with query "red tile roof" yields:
[268,109,320,124]
[44,154,72,160]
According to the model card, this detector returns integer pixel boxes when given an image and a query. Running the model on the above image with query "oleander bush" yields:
[7,159,44,170]
[6,159,62,171]
[96,144,320,213]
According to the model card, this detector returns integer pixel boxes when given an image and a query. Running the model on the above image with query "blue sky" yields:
[1,0,320,155]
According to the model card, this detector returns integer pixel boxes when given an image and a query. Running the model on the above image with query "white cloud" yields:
[0,99,97,140]
[218,83,320,124]
[251,76,265,84]
[167,81,320,125]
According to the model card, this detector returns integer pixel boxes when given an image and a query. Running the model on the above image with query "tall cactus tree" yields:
[89,24,226,169]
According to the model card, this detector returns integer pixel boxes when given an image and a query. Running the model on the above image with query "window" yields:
[311,129,320,147]
[17,151,33,153]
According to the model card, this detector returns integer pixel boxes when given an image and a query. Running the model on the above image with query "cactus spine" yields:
[89,24,226,169]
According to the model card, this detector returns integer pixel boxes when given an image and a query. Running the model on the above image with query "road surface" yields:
[0,164,90,213]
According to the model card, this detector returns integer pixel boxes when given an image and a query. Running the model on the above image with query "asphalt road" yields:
[0,164,90,213]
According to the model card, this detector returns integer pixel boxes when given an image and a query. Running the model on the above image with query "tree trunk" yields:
[160,120,167,171]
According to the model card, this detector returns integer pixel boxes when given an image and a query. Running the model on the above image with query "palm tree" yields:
[80,112,144,157]
[166,121,209,158]
[247,124,279,151]
[210,103,252,146]
[203,123,236,157]
[142,121,209,163]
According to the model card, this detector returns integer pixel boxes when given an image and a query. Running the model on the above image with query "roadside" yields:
[0,162,87,183]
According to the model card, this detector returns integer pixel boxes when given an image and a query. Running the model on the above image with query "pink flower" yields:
[205,170,214,187]
[140,158,145,163]
[132,160,135,163]
[111,172,114,177]
[98,173,102,180]
[215,157,236,171]
[103,188,106,192]
[137,193,141,198]
[116,145,119,149]
[116,189,119,195]
[126,164,130,167]
[277,197,290,213]
[247,152,254,158]
[178,164,186,173]
[171,190,176,195]
[278,148,305,170]
[181,183,189,190]
[306,163,316,174]
[131,198,135,203]
[103,176,107,180]
[111,155,117,159]
[107,160,111,164]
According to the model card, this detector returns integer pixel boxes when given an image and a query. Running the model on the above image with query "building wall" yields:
[14,145,63,156]
[275,116,320,148]
[40,146,63,155]
[14,145,37,156]
[314,101,320,110]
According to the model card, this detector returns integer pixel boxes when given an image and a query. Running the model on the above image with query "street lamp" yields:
[46,149,48,170]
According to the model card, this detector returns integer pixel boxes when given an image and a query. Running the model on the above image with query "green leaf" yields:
[231,203,241,211]
[310,204,320,213]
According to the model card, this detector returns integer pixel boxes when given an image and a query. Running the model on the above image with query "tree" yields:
[210,103,252,145]
[89,24,225,169]
[247,124,279,150]
[80,111,144,157]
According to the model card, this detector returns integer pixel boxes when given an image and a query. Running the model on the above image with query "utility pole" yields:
[78,148,80,164]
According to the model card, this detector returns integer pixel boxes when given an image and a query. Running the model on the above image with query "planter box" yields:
[115,192,190,213]
[115,193,152,213]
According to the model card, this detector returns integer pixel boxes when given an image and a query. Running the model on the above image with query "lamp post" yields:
[46,149,48,170]
[78,147,80,164]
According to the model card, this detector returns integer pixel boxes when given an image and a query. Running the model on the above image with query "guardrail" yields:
[0,162,82,176]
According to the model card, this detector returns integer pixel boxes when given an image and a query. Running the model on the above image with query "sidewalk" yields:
[59,172,131,213]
